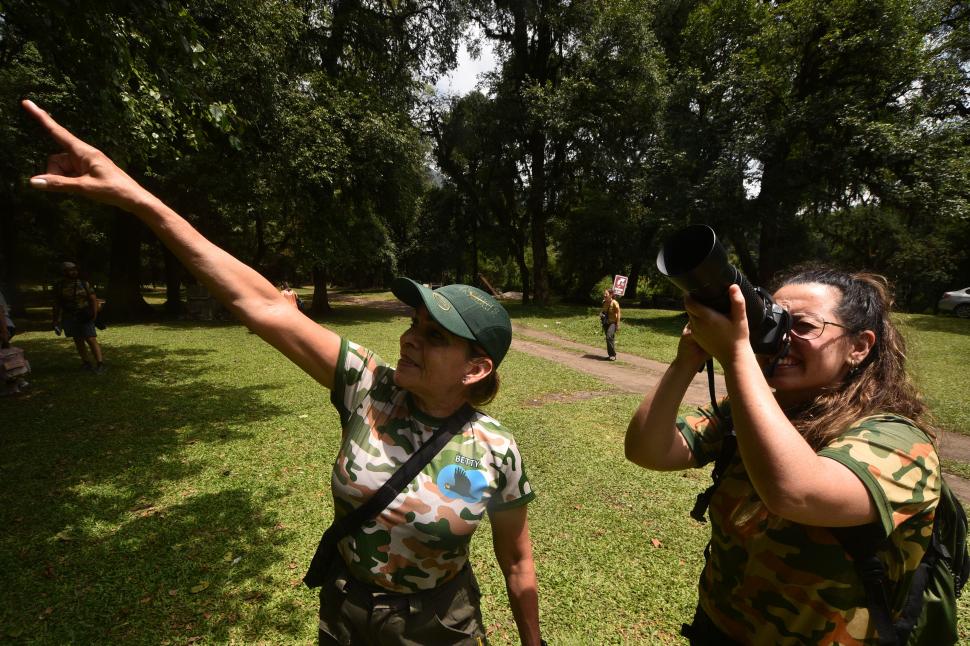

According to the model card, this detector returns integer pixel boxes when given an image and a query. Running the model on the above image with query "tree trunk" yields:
[162,245,185,317]
[470,207,479,289]
[528,133,550,304]
[252,211,266,271]
[515,244,531,305]
[0,196,26,316]
[627,258,642,304]
[310,265,332,315]
[106,212,155,321]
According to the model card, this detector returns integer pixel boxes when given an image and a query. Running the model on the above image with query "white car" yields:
[938,287,970,318]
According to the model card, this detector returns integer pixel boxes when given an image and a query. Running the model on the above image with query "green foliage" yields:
[2,0,969,312]
[589,276,614,305]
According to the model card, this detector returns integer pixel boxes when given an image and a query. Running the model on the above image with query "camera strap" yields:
[705,358,722,420]
[763,339,791,378]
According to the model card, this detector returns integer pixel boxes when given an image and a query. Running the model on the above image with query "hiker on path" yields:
[601,288,621,361]
[23,99,543,646]
[625,267,945,644]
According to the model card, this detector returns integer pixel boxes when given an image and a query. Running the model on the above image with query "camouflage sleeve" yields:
[676,401,729,467]
[328,338,390,428]
[488,435,536,512]
[818,415,941,537]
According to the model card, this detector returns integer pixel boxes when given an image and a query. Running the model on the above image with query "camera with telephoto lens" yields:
[656,224,791,356]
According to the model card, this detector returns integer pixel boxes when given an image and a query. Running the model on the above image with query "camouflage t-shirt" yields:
[678,405,940,645]
[329,338,535,593]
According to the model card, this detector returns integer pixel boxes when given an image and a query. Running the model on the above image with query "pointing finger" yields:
[21,99,88,155]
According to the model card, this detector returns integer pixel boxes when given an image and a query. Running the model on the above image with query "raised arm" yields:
[22,99,341,388]
[624,323,705,471]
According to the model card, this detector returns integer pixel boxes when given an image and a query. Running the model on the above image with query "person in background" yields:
[625,267,943,644]
[53,261,104,373]
[0,287,30,394]
[0,288,15,349]
[23,98,543,646]
[601,288,621,361]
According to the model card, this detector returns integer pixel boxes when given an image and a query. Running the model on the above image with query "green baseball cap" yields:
[391,277,512,367]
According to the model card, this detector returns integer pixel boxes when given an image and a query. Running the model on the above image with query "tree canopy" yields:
[1,0,967,313]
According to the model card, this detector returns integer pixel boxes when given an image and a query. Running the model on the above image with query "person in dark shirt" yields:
[53,262,104,373]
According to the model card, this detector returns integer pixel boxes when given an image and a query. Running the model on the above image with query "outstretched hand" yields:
[21,100,147,210]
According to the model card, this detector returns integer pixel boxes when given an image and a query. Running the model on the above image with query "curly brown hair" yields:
[772,266,938,450]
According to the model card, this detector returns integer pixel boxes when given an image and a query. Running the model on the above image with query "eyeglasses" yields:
[789,313,853,340]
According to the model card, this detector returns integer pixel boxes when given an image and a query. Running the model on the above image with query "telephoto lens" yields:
[656,225,791,355]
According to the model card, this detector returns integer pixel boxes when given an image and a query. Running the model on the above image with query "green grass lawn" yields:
[2,298,968,644]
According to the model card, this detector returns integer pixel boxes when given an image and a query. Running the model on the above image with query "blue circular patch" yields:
[436,464,487,504]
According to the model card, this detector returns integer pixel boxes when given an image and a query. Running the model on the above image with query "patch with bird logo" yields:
[437,463,487,504]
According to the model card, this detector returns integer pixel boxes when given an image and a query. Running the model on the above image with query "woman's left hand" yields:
[684,284,750,365]
[22,100,149,211]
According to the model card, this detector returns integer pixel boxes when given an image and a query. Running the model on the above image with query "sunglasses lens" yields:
[790,315,824,339]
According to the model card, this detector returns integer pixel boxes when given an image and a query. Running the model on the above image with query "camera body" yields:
[656,225,791,355]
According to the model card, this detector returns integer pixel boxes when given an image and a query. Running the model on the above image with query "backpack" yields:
[693,414,969,645]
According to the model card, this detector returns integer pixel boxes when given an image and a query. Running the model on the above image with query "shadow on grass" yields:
[140,302,409,333]
[0,338,307,643]
[622,311,687,337]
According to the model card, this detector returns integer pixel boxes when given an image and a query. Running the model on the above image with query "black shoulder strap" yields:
[832,523,900,645]
[303,402,476,588]
[690,406,736,524]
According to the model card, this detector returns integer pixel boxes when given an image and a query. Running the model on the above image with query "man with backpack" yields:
[53,262,105,373]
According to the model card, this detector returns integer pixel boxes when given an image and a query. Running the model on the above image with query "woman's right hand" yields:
[22,100,149,211]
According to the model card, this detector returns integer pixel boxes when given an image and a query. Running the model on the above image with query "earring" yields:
[846,360,860,378]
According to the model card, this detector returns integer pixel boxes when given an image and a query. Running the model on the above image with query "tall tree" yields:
[654,0,970,296]
[472,0,663,304]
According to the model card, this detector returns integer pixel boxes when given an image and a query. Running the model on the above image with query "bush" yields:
[590,276,614,304]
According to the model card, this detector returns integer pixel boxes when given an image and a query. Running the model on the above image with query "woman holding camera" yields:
[625,267,943,644]
[23,99,543,645]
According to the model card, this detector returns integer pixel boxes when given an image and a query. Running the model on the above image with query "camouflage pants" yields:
[317,561,486,645]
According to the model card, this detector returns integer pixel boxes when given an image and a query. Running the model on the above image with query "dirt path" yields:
[333,295,970,501]
[511,323,724,406]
